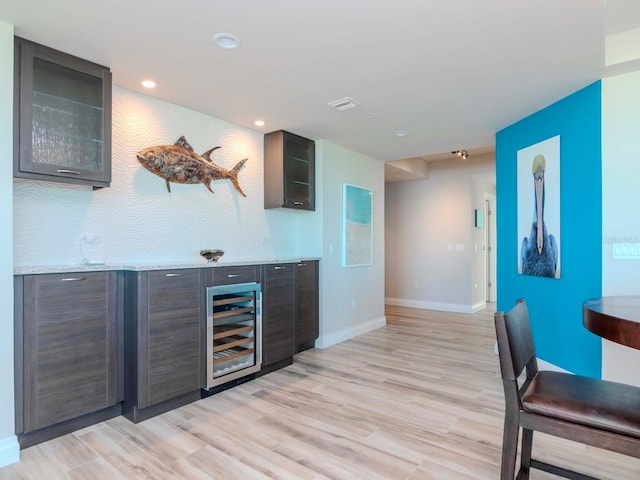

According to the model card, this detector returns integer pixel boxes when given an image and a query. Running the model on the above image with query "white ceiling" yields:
[0,1,624,167]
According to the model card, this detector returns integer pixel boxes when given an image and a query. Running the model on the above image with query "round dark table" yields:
[583,296,640,350]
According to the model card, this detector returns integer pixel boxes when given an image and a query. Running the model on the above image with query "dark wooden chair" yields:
[494,299,640,480]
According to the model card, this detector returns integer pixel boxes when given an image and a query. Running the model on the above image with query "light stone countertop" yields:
[14,257,321,275]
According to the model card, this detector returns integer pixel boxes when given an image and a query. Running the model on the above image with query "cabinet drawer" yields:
[211,265,258,285]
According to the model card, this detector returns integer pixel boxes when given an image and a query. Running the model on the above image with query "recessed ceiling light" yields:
[254,120,265,127]
[213,33,241,49]
[141,80,156,89]
[394,130,409,137]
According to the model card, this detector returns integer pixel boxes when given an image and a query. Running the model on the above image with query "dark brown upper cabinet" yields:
[13,37,112,188]
[264,130,315,211]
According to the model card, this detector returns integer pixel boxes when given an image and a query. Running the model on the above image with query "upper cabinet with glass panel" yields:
[14,37,112,188]
[264,130,315,211]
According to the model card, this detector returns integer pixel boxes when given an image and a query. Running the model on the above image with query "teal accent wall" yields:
[496,81,602,378]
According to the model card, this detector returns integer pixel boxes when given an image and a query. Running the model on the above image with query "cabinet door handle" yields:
[274,266,286,270]
[165,273,184,277]
[61,277,86,282]
[294,202,304,206]
[227,274,242,278]
[298,263,307,267]
[56,169,81,175]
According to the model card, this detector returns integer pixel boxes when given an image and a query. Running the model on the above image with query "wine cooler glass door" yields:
[206,282,261,389]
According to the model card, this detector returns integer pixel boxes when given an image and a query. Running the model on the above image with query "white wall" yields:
[601,69,640,387]
[316,141,386,348]
[14,87,320,267]
[385,155,495,313]
[0,21,19,468]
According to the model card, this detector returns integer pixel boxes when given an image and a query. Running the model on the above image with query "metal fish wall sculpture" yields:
[137,136,248,196]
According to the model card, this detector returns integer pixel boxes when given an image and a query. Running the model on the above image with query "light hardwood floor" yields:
[2,305,640,479]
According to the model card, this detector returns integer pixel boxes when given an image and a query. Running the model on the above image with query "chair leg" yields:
[519,428,533,480]
[500,415,520,480]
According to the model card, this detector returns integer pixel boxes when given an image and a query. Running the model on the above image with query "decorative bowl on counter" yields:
[200,249,225,263]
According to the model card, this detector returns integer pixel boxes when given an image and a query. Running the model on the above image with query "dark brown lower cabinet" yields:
[124,269,205,422]
[13,260,319,444]
[15,271,122,446]
[261,263,295,369]
[295,260,319,352]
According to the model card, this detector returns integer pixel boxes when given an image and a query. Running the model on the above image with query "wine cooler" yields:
[205,282,262,389]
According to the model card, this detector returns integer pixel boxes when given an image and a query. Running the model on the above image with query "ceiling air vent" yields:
[328,97,359,111]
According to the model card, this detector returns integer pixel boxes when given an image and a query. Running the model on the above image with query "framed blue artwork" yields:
[342,183,373,267]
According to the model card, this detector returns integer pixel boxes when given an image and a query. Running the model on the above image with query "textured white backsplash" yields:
[14,87,318,267]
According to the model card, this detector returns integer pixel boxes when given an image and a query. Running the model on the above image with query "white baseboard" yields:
[493,343,574,374]
[315,316,387,349]
[537,358,572,374]
[385,297,478,314]
[471,301,486,312]
[0,435,19,468]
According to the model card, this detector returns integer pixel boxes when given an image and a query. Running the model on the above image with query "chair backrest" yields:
[494,299,538,383]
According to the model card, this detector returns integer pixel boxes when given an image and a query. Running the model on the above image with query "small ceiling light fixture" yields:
[394,130,409,137]
[213,32,241,49]
[452,149,469,159]
[141,80,156,89]
[254,120,265,127]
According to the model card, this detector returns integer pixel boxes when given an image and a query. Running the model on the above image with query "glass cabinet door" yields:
[15,37,112,187]
[283,135,313,208]
[264,130,316,211]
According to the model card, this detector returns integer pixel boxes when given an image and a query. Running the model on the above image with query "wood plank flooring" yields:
[3,305,640,479]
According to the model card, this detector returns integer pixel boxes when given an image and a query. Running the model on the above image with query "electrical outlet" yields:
[84,232,99,243]
[613,243,640,259]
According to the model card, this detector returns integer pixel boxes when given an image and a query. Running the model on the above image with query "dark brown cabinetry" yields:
[13,37,112,188]
[264,130,315,210]
[14,271,121,447]
[124,269,205,422]
[295,260,319,352]
[261,263,295,369]
[13,260,319,444]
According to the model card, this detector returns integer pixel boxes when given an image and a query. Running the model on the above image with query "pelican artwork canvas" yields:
[517,135,561,278]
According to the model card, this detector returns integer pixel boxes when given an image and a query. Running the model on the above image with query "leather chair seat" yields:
[522,371,640,439]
